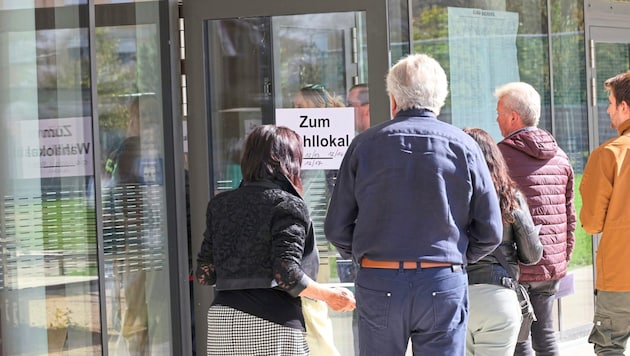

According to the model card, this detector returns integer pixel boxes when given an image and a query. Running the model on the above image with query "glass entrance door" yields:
[589,28,630,146]
[578,23,630,338]
[183,0,389,353]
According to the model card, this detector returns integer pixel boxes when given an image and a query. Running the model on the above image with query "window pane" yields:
[0,3,101,355]
[550,0,591,333]
[96,2,174,352]
[388,0,410,63]
[550,0,588,173]
[594,42,630,144]
[410,0,592,338]
[411,1,549,141]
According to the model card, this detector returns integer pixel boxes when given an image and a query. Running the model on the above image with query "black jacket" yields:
[196,175,318,298]
[467,190,543,285]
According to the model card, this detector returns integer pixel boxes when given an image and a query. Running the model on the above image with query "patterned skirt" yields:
[207,305,309,356]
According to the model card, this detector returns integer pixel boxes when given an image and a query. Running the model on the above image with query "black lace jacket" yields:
[196,177,318,298]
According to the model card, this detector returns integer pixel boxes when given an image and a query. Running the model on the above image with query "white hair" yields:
[386,54,448,115]
[493,82,541,127]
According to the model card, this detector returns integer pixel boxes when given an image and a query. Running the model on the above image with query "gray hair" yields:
[386,54,448,115]
[493,82,541,127]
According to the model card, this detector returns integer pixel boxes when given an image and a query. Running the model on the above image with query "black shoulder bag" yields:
[493,249,537,342]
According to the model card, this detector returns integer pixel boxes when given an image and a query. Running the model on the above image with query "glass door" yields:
[578,22,630,335]
[183,0,389,354]
[589,28,630,147]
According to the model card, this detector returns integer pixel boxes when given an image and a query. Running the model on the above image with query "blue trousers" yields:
[356,266,468,356]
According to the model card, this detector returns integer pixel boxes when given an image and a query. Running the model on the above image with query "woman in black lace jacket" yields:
[463,128,543,355]
[196,125,355,356]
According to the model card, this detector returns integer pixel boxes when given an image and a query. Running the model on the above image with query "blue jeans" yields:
[514,280,560,356]
[356,265,468,356]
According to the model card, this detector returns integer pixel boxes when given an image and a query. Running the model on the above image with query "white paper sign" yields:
[275,107,355,170]
[15,117,94,178]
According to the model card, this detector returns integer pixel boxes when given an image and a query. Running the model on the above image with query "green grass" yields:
[570,174,593,269]
[41,198,98,276]
[41,198,97,253]
[9,197,98,276]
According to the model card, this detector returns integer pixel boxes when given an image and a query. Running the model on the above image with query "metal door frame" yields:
[583,0,630,314]
[182,1,390,353]
[584,0,630,151]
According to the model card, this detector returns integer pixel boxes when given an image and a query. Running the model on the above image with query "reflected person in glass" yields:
[293,84,346,109]
[102,96,161,355]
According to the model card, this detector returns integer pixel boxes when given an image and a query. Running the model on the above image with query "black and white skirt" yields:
[207,305,309,356]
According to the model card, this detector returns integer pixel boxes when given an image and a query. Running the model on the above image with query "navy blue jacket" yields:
[324,108,502,265]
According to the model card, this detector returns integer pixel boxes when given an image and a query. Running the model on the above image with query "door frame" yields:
[583,0,630,313]
[584,0,630,151]
[182,1,390,353]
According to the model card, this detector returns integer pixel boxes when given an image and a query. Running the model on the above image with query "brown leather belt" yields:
[361,257,457,269]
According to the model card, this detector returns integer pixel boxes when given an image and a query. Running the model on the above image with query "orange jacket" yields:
[580,119,630,291]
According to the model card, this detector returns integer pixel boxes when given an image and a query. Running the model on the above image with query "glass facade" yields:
[0,1,178,354]
[97,5,174,354]
[0,3,101,354]
[0,0,626,354]
[409,0,591,334]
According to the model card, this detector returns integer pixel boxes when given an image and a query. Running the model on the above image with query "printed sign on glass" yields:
[275,107,355,170]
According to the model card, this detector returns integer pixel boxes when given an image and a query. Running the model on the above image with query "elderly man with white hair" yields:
[325,53,502,356]
[495,81,576,356]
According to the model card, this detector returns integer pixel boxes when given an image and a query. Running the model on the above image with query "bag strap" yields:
[493,247,518,281]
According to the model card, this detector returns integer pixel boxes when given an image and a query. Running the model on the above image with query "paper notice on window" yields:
[447,7,520,142]
[13,117,94,179]
[276,107,355,170]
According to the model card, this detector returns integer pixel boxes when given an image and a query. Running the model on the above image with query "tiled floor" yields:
[560,336,594,355]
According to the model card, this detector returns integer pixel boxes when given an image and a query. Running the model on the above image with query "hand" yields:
[324,287,356,312]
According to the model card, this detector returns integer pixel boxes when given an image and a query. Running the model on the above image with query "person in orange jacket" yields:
[580,70,630,355]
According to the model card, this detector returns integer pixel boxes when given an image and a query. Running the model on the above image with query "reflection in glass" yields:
[410,0,592,337]
[412,2,550,140]
[203,13,368,354]
[205,13,367,284]
[0,4,101,355]
[550,0,588,173]
[595,42,630,144]
[96,20,173,354]
[273,12,367,109]
[388,0,411,63]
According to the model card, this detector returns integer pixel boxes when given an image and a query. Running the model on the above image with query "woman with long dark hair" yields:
[463,128,543,356]
[196,125,355,355]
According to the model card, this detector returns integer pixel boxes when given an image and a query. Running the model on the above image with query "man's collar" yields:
[506,126,536,138]
[394,108,436,119]
[617,118,630,136]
